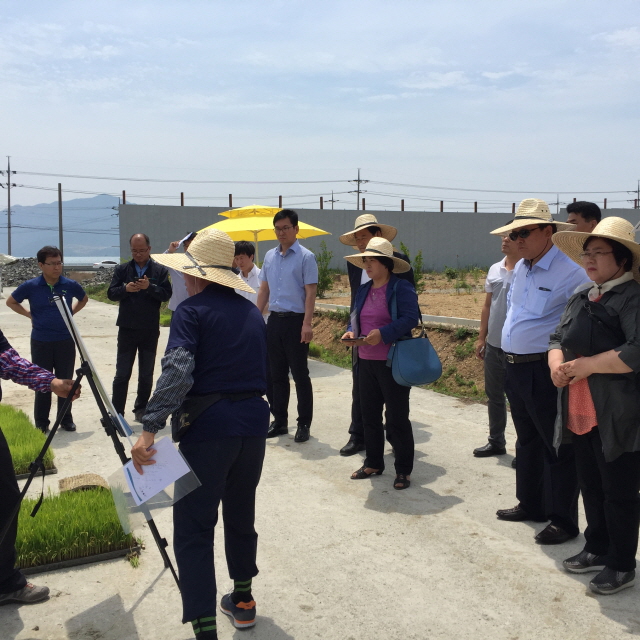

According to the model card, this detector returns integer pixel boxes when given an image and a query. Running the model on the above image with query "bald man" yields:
[108,233,172,422]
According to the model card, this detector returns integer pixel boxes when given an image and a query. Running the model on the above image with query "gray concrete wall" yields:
[118,205,640,271]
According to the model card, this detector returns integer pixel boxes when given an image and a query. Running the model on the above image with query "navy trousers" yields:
[174,436,266,623]
[504,359,579,536]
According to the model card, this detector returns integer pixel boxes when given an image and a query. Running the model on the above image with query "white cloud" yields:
[594,26,640,49]
[399,71,468,90]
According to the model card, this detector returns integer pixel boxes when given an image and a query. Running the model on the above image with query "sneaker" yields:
[220,592,256,629]
[563,550,606,574]
[0,582,50,605]
[589,567,635,595]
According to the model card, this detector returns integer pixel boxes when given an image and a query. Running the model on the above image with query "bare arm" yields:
[6,295,31,320]
[72,294,89,315]
[475,292,492,359]
[548,348,572,387]
[301,283,317,344]
[256,281,270,314]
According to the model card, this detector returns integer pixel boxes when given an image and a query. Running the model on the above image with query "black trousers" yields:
[358,358,413,475]
[504,359,579,535]
[484,343,507,448]
[348,348,365,441]
[266,314,313,427]
[574,428,640,571]
[111,327,160,416]
[174,436,266,623]
[0,427,27,595]
[31,338,76,430]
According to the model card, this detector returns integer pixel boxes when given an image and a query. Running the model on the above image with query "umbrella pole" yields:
[254,231,259,266]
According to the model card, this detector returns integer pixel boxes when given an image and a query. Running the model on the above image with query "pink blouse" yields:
[359,283,392,360]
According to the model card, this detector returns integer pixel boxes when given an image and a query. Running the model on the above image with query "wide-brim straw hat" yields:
[491,198,576,235]
[339,214,397,246]
[344,237,410,273]
[552,216,640,282]
[152,228,254,293]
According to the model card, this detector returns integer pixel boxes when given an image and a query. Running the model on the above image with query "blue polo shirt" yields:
[167,282,269,442]
[258,240,318,313]
[12,275,86,342]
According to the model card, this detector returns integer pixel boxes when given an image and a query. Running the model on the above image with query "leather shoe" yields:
[61,422,77,432]
[535,523,577,545]
[340,439,365,456]
[496,505,546,522]
[267,421,288,438]
[511,457,517,469]
[294,424,310,443]
[473,442,506,457]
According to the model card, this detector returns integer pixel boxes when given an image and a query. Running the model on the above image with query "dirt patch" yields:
[320,273,486,320]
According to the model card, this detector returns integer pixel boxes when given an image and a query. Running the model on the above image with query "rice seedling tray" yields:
[22,545,141,576]
[15,466,58,481]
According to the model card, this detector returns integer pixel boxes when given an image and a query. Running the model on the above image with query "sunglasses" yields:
[508,227,540,241]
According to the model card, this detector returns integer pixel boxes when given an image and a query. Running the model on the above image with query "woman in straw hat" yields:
[130,228,269,638]
[341,237,420,489]
[549,217,640,595]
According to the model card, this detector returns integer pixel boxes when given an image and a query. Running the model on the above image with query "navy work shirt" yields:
[167,282,269,442]
[12,275,86,342]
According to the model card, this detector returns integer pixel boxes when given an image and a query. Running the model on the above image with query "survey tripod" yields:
[0,300,180,590]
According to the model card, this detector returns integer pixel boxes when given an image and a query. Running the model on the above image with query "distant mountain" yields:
[2,194,122,257]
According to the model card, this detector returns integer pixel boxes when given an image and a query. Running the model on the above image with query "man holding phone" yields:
[108,233,172,422]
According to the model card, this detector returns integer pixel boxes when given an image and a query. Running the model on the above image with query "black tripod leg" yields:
[146,518,180,587]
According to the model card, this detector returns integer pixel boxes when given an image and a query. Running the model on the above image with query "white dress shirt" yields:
[235,265,261,306]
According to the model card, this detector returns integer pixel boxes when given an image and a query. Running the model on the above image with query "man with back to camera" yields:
[338,213,415,456]
[492,199,590,545]
[566,201,601,233]
[6,246,87,433]
[473,231,519,458]
[165,232,197,314]
[0,328,80,606]
[256,209,318,443]
[108,233,172,422]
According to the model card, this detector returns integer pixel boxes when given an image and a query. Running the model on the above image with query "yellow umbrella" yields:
[218,204,282,219]
[200,216,330,264]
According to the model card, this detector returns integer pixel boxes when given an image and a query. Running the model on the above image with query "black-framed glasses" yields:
[579,250,614,260]
[508,227,539,241]
[274,225,294,234]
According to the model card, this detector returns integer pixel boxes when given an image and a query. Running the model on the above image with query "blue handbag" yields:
[386,282,442,387]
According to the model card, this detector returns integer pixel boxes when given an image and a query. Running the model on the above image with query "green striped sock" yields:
[232,578,253,604]
[191,615,217,638]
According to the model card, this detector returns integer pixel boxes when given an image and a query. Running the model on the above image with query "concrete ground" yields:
[0,290,638,640]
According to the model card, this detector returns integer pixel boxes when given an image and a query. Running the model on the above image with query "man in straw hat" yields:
[550,217,640,594]
[338,214,415,456]
[256,209,318,444]
[131,228,269,639]
[492,198,590,545]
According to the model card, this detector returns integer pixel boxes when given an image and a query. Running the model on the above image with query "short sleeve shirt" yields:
[485,258,514,349]
[167,283,269,442]
[258,240,318,313]
[12,275,86,342]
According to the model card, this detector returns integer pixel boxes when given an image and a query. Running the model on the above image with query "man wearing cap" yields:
[566,201,601,233]
[493,199,590,545]
[256,209,318,444]
[130,228,269,639]
[108,233,172,423]
[338,214,415,456]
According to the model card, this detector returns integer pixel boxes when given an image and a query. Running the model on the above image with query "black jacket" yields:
[347,251,415,310]
[107,259,172,329]
[550,279,640,461]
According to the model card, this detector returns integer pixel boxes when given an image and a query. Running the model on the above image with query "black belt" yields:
[504,352,547,364]
[273,312,305,317]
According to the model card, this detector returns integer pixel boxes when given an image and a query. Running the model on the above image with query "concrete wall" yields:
[118,205,640,272]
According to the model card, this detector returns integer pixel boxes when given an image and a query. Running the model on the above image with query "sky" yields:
[2,0,640,214]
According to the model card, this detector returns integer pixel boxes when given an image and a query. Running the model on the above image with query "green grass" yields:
[16,488,137,569]
[84,283,116,305]
[424,365,486,401]
[2,405,55,475]
[309,341,353,369]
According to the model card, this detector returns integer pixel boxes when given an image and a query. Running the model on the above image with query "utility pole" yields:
[349,168,368,211]
[58,183,64,259]
[0,157,16,255]
[326,190,338,210]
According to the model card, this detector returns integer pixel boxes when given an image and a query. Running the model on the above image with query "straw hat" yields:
[339,214,398,246]
[152,228,254,293]
[491,198,576,235]
[552,217,640,282]
[344,237,410,273]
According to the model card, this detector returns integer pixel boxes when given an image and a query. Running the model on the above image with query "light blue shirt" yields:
[259,240,318,313]
[501,244,590,354]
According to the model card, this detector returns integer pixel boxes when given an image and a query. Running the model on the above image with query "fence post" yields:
[604,198,607,209]
[320,197,323,209]
[512,203,515,214]
[279,195,282,208]
[229,194,233,208]
[180,192,184,206]
[573,197,577,203]
[440,201,443,212]
[474,202,477,212]
[122,190,126,205]
[362,198,366,210]
[401,199,404,211]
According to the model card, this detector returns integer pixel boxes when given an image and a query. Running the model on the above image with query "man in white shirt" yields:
[473,231,519,457]
[233,241,261,306]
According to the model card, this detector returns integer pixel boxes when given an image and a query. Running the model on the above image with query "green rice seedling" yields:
[1,405,55,475]
[16,488,136,569]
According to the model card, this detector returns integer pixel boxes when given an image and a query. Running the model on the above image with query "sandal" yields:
[351,465,383,479]
[394,474,411,490]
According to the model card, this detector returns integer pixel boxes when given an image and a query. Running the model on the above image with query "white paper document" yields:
[123,437,191,506]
